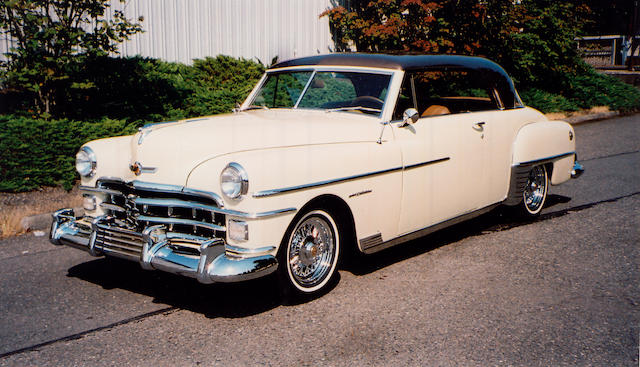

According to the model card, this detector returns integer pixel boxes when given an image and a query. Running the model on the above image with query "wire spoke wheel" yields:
[285,210,339,293]
[522,165,548,215]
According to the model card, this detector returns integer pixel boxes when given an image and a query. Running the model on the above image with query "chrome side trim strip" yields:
[137,215,226,232]
[253,166,400,198]
[516,151,575,167]
[404,157,450,170]
[362,203,499,254]
[253,157,450,198]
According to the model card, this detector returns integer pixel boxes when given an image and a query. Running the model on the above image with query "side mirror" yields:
[401,108,419,127]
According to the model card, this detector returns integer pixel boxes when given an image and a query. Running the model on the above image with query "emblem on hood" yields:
[130,161,158,176]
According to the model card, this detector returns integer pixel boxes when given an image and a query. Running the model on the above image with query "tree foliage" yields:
[0,0,143,117]
[323,0,589,90]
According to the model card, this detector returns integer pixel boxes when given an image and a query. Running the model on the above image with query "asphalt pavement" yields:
[0,115,638,366]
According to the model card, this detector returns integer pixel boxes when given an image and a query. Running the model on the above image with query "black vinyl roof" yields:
[271,53,522,109]
[272,53,506,74]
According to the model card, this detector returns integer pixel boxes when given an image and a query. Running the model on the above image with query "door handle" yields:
[473,122,486,130]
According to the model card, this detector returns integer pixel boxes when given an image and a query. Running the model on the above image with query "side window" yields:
[392,74,417,120]
[411,69,502,117]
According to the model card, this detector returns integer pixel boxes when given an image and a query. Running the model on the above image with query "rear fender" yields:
[505,121,576,205]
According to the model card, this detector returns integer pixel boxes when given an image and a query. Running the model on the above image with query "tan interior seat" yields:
[421,105,450,117]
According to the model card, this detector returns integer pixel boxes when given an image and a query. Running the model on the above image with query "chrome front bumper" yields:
[50,208,278,283]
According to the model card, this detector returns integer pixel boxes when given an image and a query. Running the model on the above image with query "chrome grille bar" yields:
[137,215,226,232]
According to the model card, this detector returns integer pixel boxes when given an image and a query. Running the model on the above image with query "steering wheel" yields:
[352,96,384,109]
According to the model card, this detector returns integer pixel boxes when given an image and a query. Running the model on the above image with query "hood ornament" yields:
[130,161,158,176]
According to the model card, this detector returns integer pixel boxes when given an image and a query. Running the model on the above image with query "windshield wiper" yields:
[241,105,270,111]
[325,106,382,114]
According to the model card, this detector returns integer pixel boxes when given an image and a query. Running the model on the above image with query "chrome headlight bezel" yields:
[75,146,97,178]
[220,162,249,200]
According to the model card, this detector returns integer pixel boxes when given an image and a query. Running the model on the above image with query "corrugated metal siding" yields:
[1,0,337,65]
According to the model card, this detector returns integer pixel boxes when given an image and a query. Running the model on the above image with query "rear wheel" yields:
[278,209,340,298]
[520,165,548,216]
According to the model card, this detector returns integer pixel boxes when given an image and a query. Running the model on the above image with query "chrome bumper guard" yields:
[50,208,278,283]
[571,160,584,179]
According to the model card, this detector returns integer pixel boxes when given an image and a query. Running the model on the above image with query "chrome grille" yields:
[94,224,145,259]
[95,180,226,240]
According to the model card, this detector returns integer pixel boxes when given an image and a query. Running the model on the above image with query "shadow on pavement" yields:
[67,258,283,318]
[67,195,578,316]
[344,195,574,276]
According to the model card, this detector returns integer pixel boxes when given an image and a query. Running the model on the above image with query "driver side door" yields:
[393,69,498,234]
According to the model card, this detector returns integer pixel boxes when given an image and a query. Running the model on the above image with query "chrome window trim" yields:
[293,70,317,108]
[253,157,450,198]
[249,66,395,118]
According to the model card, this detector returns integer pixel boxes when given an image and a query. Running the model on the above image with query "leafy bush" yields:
[0,115,138,192]
[519,70,640,113]
[519,89,580,113]
[566,71,640,113]
[3,55,265,123]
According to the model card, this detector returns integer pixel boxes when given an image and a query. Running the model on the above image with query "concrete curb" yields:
[563,111,621,125]
[21,207,84,232]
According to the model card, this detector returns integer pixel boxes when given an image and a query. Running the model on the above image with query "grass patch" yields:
[0,186,83,238]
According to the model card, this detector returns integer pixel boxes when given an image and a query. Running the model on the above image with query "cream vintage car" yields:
[50,54,584,297]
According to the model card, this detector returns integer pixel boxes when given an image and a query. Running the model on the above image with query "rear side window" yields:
[393,69,504,120]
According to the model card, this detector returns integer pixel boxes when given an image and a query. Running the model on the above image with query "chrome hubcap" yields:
[524,165,547,212]
[288,216,335,287]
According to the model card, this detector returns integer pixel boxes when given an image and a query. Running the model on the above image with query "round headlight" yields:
[75,146,97,177]
[220,162,248,200]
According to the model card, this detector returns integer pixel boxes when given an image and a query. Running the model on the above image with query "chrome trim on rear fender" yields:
[515,151,576,167]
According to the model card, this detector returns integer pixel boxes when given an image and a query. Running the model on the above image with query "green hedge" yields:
[520,70,640,113]
[61,55,264,122]
[0,116,138,192]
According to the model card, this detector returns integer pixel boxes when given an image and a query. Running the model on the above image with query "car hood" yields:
[128,109,381,186]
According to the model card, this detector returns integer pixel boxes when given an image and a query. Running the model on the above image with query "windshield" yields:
[249,70,392,116]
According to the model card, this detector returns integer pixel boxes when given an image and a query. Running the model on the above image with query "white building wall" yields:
[1,0,338,65]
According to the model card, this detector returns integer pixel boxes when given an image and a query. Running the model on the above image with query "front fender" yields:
[186,141,402,252]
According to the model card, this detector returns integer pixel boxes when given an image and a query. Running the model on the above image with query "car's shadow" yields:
[67,258,288,317]
[68,195,574,316]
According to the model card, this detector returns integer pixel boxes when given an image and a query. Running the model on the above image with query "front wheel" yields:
[520,164,548,216]
[278,209,340,297]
